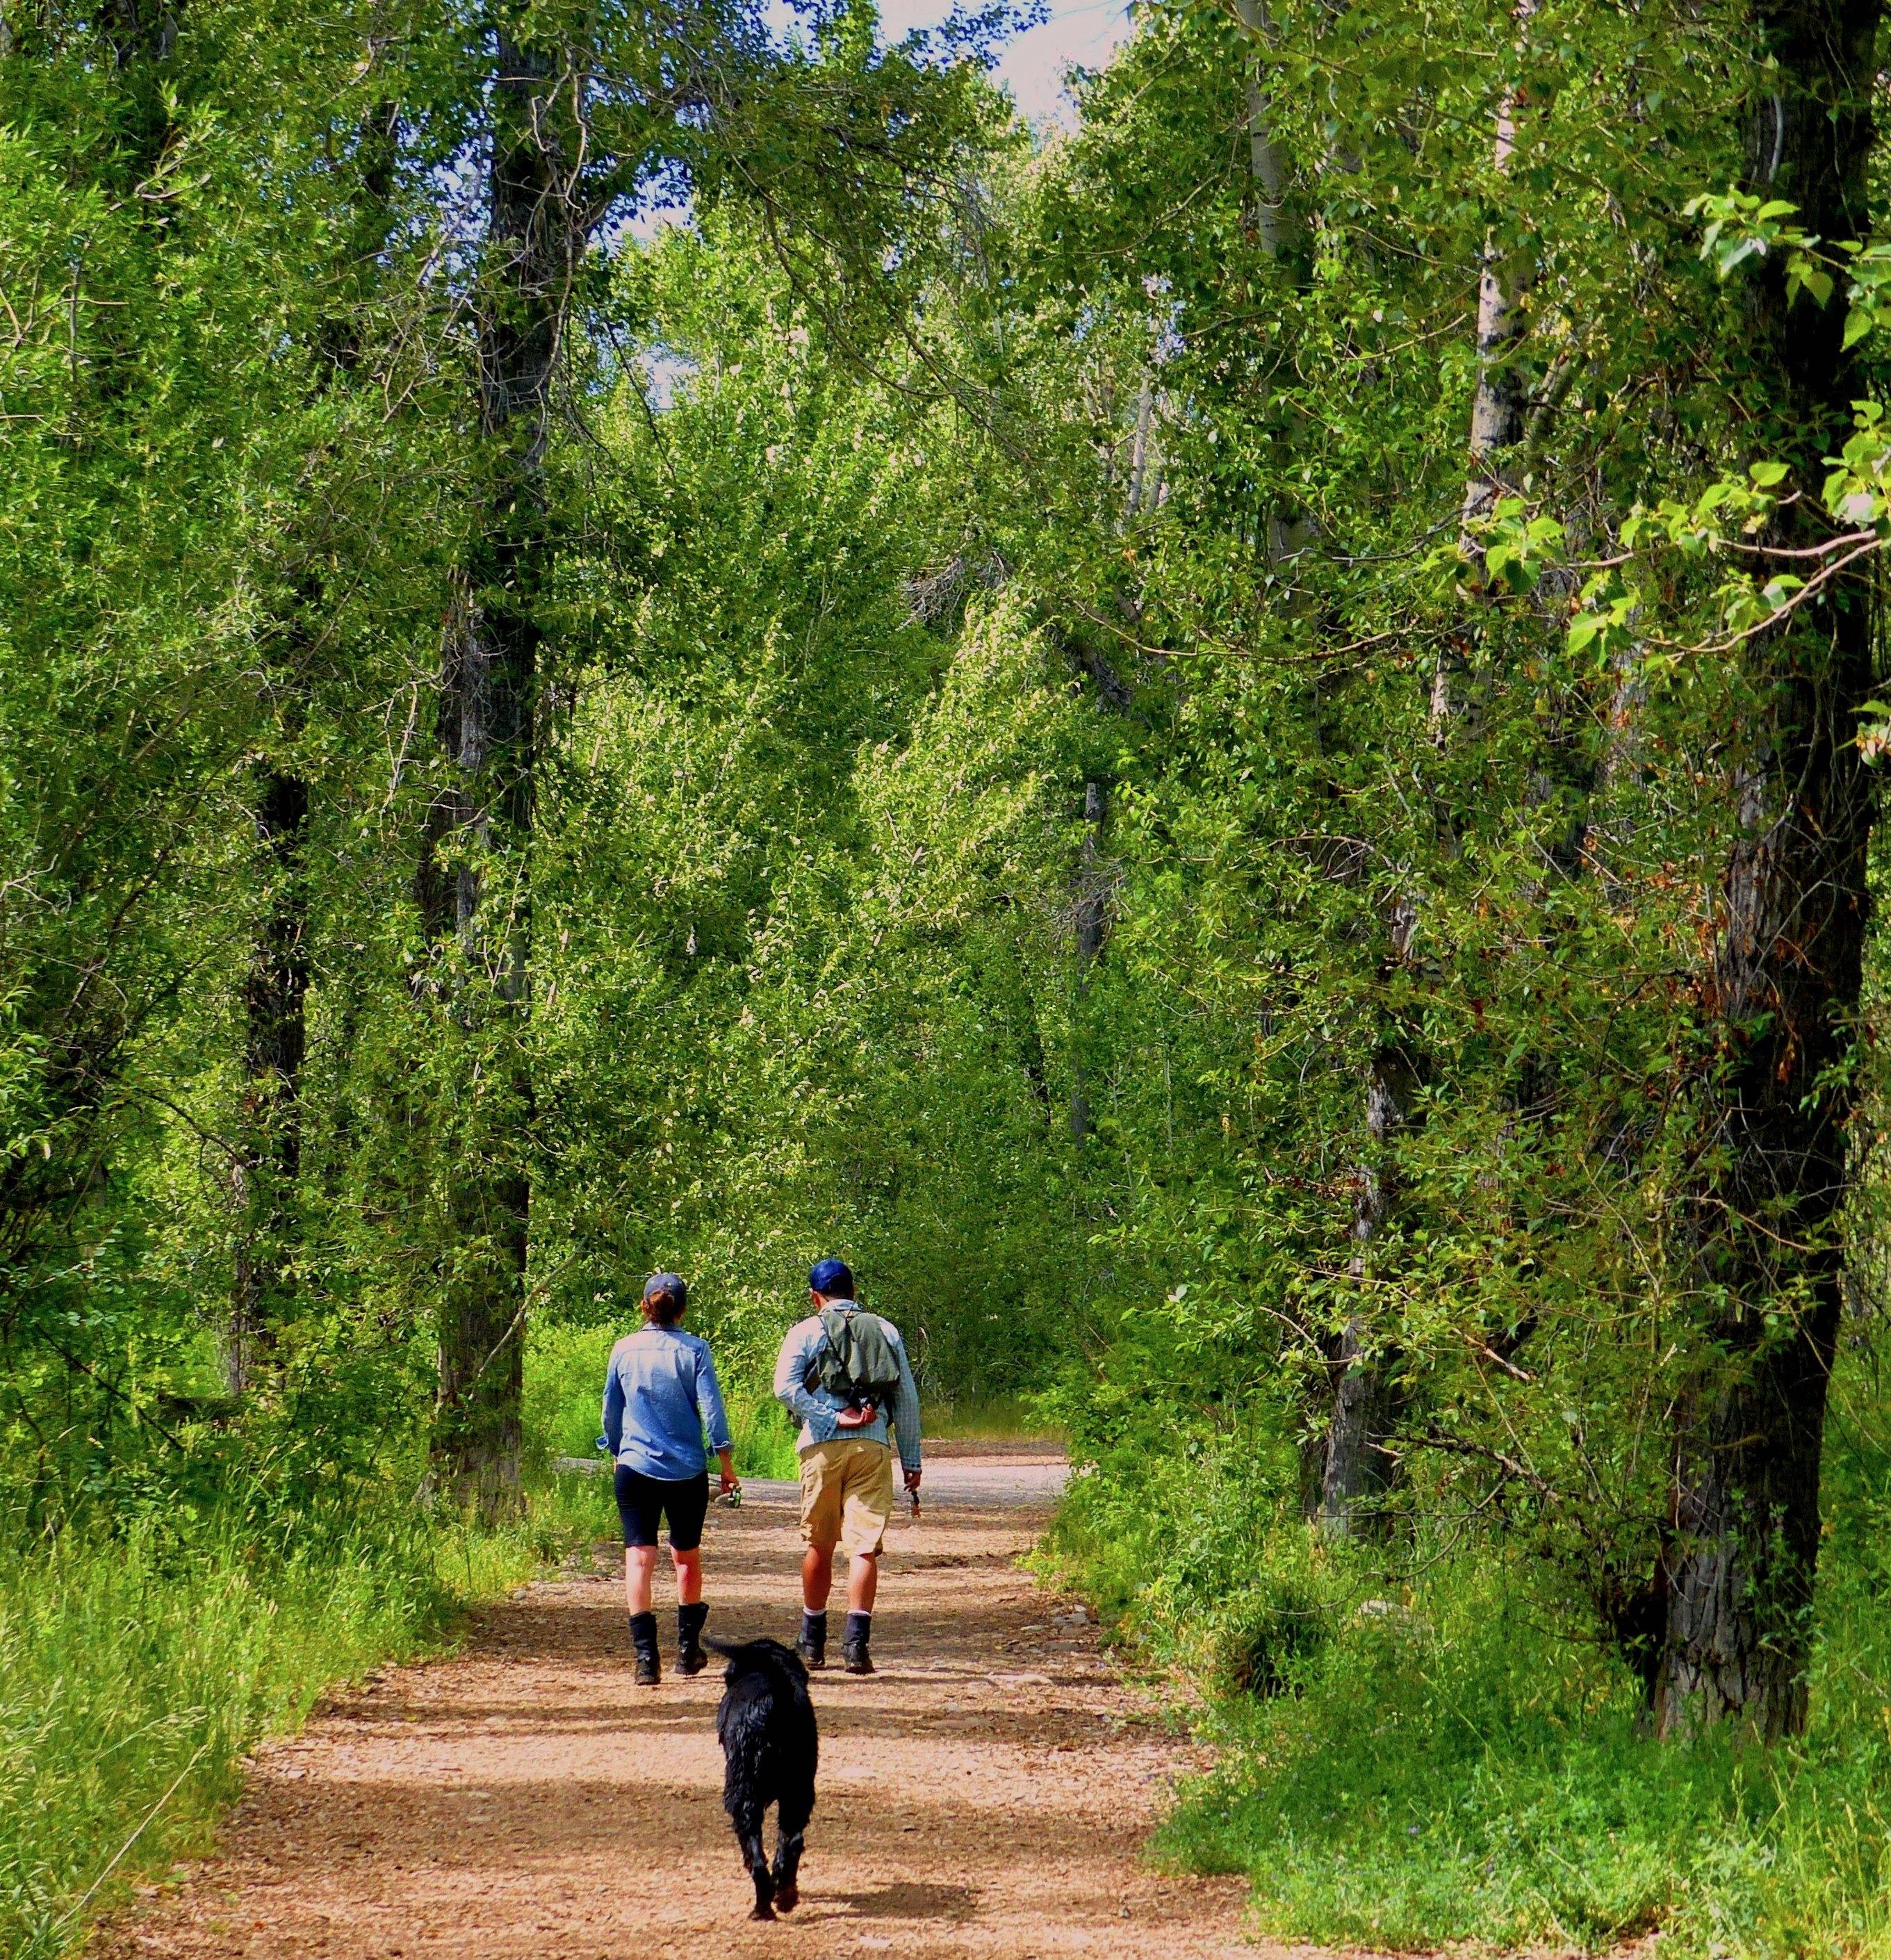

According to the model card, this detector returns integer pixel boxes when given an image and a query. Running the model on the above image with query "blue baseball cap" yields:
[642,1271,687,1311]
[809,1258,854,1298]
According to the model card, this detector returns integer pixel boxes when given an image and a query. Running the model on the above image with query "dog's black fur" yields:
[707,1636,818,1920]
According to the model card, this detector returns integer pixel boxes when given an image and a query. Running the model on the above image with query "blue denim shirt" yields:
[602,1325,732,1480]
[773,1307,922,1475]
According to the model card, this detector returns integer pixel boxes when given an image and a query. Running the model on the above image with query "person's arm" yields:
[601,1354,625,1460]
[887,1330,922,1485]
[696,1345,738,1492]
[773,1324,839,1443]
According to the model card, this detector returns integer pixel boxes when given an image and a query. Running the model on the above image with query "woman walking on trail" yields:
[603,1272,739,1685]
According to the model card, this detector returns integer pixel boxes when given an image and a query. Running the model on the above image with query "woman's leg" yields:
[672,1546,703,1606]
[625,1544,660,1615]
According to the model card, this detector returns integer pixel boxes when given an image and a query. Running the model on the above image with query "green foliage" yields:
[8,0,1891,1943]
[1049,1371,1891,1956]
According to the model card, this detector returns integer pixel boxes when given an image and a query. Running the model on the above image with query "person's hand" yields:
[720,1468,739,1497]
[835,1400,874,1430]
[903,1466,922,1495]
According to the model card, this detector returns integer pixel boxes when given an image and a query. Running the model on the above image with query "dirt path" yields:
[107,1459,1257,1960]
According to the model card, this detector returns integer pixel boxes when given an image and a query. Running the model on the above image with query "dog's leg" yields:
[770,1831,804,1914]
[730,1803,776,1920]
[772,1788,812,1913]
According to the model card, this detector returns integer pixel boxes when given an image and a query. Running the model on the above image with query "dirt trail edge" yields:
[106,1457,1263,1960]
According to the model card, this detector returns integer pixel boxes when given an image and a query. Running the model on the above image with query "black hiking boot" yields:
[630,1610,661,1686]
[677,1601,710,1676]
[797,1609,828,1671]
[842,1610,874,1675]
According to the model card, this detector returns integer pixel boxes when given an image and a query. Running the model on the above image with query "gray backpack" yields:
[804,1306,903,1410]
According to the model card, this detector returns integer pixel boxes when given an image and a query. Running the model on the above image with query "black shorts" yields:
[614,1465,710,1551]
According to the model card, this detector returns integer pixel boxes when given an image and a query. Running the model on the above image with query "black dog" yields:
[707,1637,818,1920]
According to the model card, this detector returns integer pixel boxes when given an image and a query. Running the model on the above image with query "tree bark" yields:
[1316,33,1537,1530]
[1069,779,1109,1142]
[1318,1036,1414,1532]
[1654,0,1878,1741]
[1438,0,1537,727]
[418,27,577,1517]
[1229,0,1296,261]
[229,761,309,1394]
[229,106,399,1395]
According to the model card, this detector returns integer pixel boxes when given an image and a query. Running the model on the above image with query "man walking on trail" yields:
[773,1258,922,1676]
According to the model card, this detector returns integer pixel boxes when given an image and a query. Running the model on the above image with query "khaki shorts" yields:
[799,1438,897,1556]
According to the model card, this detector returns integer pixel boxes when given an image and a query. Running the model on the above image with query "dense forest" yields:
[7,0,1891,1947]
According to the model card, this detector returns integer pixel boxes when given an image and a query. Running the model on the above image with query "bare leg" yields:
[673,1546,703,1606]
[801,1544,835,1611]
[846,1549,878,1613]
[625,1544,659,1616]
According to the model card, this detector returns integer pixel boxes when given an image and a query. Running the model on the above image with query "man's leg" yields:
[801,1544,835,1611]
[799,1544,835,1668]
[838,1447,894,1674]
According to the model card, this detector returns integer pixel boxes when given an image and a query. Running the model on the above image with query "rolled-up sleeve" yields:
[696,1345,733,1455]
[887,1332,922,1474]
[774,1324,839,1444]
[601,1357,625,1460]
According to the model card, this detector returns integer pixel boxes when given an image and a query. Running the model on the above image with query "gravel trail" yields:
[106,1457,1259,1960]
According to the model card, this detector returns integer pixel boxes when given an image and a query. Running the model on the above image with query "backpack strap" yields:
[803,1305,857,1391]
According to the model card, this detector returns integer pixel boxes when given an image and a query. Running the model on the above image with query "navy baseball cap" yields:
[809,1258,854,1298]
[642,1271,687,1310]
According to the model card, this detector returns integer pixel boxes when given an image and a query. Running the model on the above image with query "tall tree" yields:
[230,103,404,1396]
[1316,3,1538,1533]
[414,24,578,1514]
[1654,0,1881,1739]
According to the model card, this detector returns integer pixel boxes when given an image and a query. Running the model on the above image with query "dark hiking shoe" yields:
[842,1610,874,1675]
[630,1610,661,1686]
[677,1601,709,1676]
[797,1609,828,1670]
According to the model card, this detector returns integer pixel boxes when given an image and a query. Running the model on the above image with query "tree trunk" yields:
[1317,1041,1412,1531]
[1313,977,1414,1514]
[228,106,398,1395]
[229,761,309,1394]
[1654,0,1878,1741]
[1229,0,1296,261]
[419,27,576,1518]
[1069,779,1109,1141]
[1316,38,1537,1530]
[1439,0,1537,726]
[1453,13,1535,552]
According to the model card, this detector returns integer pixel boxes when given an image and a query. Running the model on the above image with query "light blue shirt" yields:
[773,1307,922,1475]
[602,1325,732,1480]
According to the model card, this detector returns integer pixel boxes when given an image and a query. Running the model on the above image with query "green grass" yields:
[0,1505,541,1960]
[1048,1412,1891,1960]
